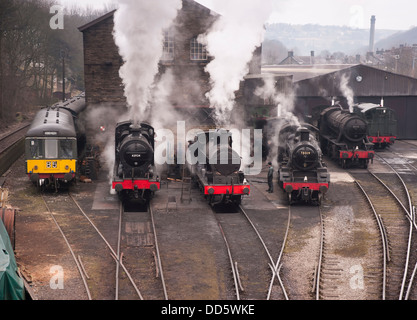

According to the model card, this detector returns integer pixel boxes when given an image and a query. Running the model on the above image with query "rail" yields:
[354,180,388,299]
[239,205,289,300]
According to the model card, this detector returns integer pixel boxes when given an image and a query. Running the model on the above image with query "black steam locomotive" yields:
[277,122,330,205]
[317,105,374,168]
[352,102,397,148]
[112,121,160,202]
[187,129,250,205]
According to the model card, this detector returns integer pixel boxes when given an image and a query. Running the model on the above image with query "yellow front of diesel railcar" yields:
[26,159,77,175]
[25,136,78,183]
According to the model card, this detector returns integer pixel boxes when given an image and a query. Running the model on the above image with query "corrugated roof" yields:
[263,64,417,97]
[262,64,356,82]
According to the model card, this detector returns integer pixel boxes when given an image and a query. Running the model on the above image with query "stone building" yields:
[78,0,262,115]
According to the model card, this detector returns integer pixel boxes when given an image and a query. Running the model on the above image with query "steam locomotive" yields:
[317,105,374,168]
[25,94,86,190]
[277,122,330,205]
[187,129,250,205]
[352,102,397,148]
[112,121,160,202]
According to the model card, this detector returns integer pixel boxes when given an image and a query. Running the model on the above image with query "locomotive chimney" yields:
[300,128,309,142]
[369,15,376,53]
[129,123,142,136]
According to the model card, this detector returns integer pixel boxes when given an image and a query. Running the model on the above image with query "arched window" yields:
[190,37,207,61]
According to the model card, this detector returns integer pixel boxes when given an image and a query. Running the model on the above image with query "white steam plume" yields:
[113,0,182,123]
[255,75,301,166]
[339,73,355,113]
[255,75,300,127]
[200,0,272,126]
[84,104,127,184]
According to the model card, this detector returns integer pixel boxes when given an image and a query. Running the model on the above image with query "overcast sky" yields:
[57,0,416,31]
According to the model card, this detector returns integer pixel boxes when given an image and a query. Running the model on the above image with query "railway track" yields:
[41,191,169,300]
[310,158,383,300]
[369,151,417,300]
[0,123,30,154]
[149,184,234,300]
[239,204,290,300]
[116,201,167,300]
[0,123,30,177]
[208,179,291,300]
[211,203,272,299]
[350,153,417,300]
[315,186,385,300]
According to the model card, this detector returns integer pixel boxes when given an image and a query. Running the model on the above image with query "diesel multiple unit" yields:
[25,94,86,190]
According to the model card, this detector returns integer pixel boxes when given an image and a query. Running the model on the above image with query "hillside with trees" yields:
[0,0,112,121]
[264,23,399,58]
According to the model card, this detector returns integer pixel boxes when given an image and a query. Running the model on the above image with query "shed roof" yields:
[262,64,357,82]
[268,64,417,97]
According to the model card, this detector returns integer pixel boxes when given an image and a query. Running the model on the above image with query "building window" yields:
[190,37,207,61]
[162,30,174,61]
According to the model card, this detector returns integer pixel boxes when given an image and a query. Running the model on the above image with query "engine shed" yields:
[263,64,417,139]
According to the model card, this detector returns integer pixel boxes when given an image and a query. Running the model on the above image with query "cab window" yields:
[27,139,44,159]
[45,139,58,159]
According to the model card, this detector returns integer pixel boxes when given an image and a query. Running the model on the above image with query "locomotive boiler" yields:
[112,121,160,202]
[277,122,330,205]
[187,129,250,205]
[318,105,374,168]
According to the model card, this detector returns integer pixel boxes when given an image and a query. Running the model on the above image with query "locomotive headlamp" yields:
[65,165,69,170]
